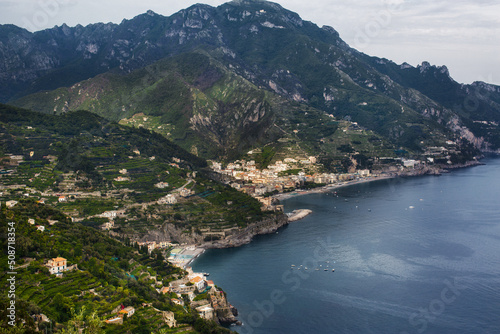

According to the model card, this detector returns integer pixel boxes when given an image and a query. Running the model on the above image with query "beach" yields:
[168,246,205,268]
[273,174,396,201]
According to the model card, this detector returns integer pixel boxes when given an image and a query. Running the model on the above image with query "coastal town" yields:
[206,144,464,211]
[0,137,477,330]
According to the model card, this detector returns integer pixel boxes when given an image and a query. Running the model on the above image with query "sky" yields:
[0,0,499,85]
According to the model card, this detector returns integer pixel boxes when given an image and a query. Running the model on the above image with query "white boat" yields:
[332,269,335,272]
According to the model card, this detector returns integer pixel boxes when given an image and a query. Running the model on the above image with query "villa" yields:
[119,306,135,318]
[46,257,67,275]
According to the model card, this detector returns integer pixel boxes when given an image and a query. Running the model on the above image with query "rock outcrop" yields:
[203,214,289,249]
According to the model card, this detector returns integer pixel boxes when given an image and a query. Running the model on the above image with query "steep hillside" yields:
[12,51,404,162]
[0,199,233,333]
[3,0,499,155]
[0,104,278,241]
[361,57,500,149]
[11,52,283,159]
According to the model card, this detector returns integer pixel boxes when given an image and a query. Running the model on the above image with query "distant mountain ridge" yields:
[2,0,500,159]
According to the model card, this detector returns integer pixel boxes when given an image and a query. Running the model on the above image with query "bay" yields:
[193,157,500,334]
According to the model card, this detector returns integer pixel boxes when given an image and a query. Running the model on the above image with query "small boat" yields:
[324,269,328,271]
[304,267,308,270]
[315,268,319,271]
[291,264,295,267]
[332,269,335,272]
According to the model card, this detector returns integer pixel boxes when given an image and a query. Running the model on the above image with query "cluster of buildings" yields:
[210,158,371,209]
[165,267,209,297]
[162,267,231,321]
[135,240,173,254]
[105,305,137,326]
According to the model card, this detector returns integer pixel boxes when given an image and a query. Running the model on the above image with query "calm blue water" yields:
[193,157,500,334]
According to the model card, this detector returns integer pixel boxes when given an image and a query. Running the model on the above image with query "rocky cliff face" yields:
[137,212,288,248]
[141,222,204,245]
[203,213,289,248]
[3,0,500,152]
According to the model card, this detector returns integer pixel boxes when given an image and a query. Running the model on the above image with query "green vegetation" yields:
[278,169,301,177]
[0,104,276,240]
[0,200,232,333]
[254,147,276,169]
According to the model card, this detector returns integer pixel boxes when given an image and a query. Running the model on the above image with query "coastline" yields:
[272,159,485,202]
[272,174,397,201]
[186,158,487,329]
[192,162,481,253]
[185,160,487,256]
[188,157,500,333]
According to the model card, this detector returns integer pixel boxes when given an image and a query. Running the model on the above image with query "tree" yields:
[60,307,103,334]
[52,293,73,323]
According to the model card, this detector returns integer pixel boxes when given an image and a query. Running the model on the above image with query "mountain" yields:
[0,104,278,242]
[2,0,500,159]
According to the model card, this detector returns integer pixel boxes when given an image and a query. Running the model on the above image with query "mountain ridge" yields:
[2,0,500,158]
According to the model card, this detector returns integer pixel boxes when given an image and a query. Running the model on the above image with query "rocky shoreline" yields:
[202,214,289,249]
[142,159,486,250]
[185,158,487,327]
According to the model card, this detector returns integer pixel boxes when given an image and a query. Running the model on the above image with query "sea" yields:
[192,157,500,334]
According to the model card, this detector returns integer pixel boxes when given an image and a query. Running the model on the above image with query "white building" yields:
[99,211,117,218]
[158,194,177,204]
[196,305,215,321]
[46,257,67,275]
[189,276,206,292]
[358,169,371,177]
[403,159,418,168]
